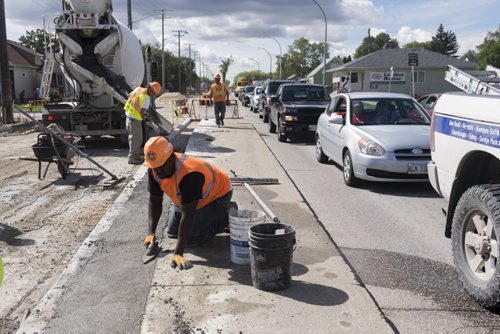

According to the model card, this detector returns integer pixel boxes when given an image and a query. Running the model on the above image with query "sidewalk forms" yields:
[141,116,392,333]
[18,103,392,333]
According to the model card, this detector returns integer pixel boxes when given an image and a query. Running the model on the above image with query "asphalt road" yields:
[242,105,500,333]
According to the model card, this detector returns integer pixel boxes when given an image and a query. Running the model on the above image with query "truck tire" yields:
[452,184,500,308]
[263,109,269,123]
[277,121,286,142]
[269,116,276,133]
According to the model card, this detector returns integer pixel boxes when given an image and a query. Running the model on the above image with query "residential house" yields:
[5,40,43,102]
[305,57,343,86]
[327,48,477,97]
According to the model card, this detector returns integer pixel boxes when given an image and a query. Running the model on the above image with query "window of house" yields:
[413,71,425,83]
[350,72,358,83]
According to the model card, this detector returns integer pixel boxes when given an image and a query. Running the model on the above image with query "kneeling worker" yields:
[143,136,233,270]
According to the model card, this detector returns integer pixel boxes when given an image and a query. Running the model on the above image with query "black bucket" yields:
[248,223,296,291]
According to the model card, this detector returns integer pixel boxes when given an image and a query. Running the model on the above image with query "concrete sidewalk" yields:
[141,117,392,333]
[17,108,392,333]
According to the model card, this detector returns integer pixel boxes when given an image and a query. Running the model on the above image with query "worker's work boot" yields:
[128,158,143,165]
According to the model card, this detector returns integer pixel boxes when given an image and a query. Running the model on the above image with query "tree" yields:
[354,32,399,59]
[280,37,329,79]
[476,26,500,69]
[403,41,433,50]
[431,24,459,56]
[342,55,352,64]
[141,44,197,93]
[460,49,478,64]
[19,29,55,54]
[219,57,234,83]
[233,71,268,85]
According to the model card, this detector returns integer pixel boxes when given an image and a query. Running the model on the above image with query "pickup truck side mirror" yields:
[329,114,345,125]
[269,96,279,104]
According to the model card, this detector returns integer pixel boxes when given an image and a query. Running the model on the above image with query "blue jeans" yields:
[166,190,233,244]
[214,102,226,125]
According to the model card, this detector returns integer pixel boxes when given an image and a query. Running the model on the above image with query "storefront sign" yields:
[369,72,406,83]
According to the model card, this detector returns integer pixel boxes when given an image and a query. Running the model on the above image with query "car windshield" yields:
[281,86,329,102]
[350,98,431,125]
[245,86,255,93]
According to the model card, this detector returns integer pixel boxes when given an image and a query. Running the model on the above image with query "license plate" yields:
[309,125,317,131]
[407,163,428,174]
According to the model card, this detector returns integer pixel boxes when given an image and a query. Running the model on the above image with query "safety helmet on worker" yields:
[144,136,174,168]
[148,82,162,95]
[214,74,221,80]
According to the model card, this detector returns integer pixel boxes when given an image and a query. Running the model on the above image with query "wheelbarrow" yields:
[30,132,81,179]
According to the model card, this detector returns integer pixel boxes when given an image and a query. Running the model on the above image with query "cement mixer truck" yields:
[40,0,172,141]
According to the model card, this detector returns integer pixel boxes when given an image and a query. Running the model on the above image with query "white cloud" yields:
[395,26,432,45]
[340,0,383,25]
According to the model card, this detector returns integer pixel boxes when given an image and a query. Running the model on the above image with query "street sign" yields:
[408,52,419,67]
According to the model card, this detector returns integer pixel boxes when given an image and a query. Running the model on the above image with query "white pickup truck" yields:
[428,92,500,307]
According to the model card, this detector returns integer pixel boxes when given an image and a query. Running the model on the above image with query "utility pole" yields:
[172,30,187,93]
[192,50,199,93]
[155,9,172,93]
[127,0,132,30]
[185,43,195,96]
[0,0,13,124]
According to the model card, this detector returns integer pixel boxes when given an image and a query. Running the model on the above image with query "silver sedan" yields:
[315,92,431,186]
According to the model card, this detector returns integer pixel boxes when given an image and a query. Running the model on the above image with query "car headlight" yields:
[283,114,298,121]
[357,139,385,156]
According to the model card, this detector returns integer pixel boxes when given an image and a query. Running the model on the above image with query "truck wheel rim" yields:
[464,211,497,282]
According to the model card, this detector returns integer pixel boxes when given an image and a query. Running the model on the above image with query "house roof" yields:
[307,57,342,77]
[328,48,476,72]
[7,40,43,68]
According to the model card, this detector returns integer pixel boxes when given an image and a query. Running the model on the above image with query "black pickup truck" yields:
[268,83,330,142]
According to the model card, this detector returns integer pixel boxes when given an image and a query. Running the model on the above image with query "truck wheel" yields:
[263,109,269,123]
[343,150,359,186]
[452,184,500,308]
[277,121,287,142]
[269,116,276,133]
[315,135,328,163]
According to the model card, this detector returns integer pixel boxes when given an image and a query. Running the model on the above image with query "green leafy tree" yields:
[342,55,352,63]
[232,71,268,85]
[431,24,459,56]
[141,44,197,93]
[219,57,234,83]
[403,41,433,50]
[354,32,399,58]
[460,49,478,64]
[476,26,500,69]
[19,29,55,54]
[281,37,329,79]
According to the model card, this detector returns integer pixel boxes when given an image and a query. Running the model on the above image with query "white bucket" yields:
[229,209,266,265]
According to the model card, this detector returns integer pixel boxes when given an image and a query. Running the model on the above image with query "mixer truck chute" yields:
[41,0,172,140]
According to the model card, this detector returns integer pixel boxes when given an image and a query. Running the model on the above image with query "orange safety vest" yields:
[124,87,148,121]
[209,83,227,103]
[152,153,231,209]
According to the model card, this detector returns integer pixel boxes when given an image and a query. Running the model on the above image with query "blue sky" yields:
[4,0,499,82]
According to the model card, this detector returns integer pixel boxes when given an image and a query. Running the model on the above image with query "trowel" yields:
[143,241,162,265]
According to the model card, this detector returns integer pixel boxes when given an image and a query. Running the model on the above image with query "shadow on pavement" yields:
[0,223,35,246]
[274,280,349,306]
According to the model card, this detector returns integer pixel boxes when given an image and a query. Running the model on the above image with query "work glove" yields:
[170,254,192,270]
[144,234,155,248]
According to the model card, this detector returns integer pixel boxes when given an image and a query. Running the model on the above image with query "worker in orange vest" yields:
[124,82,161,165]
[208,73,229,127]
[143,136,234,269]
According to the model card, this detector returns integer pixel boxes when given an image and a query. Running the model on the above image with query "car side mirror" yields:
[329,114,344,125]
[269,96,279,103]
